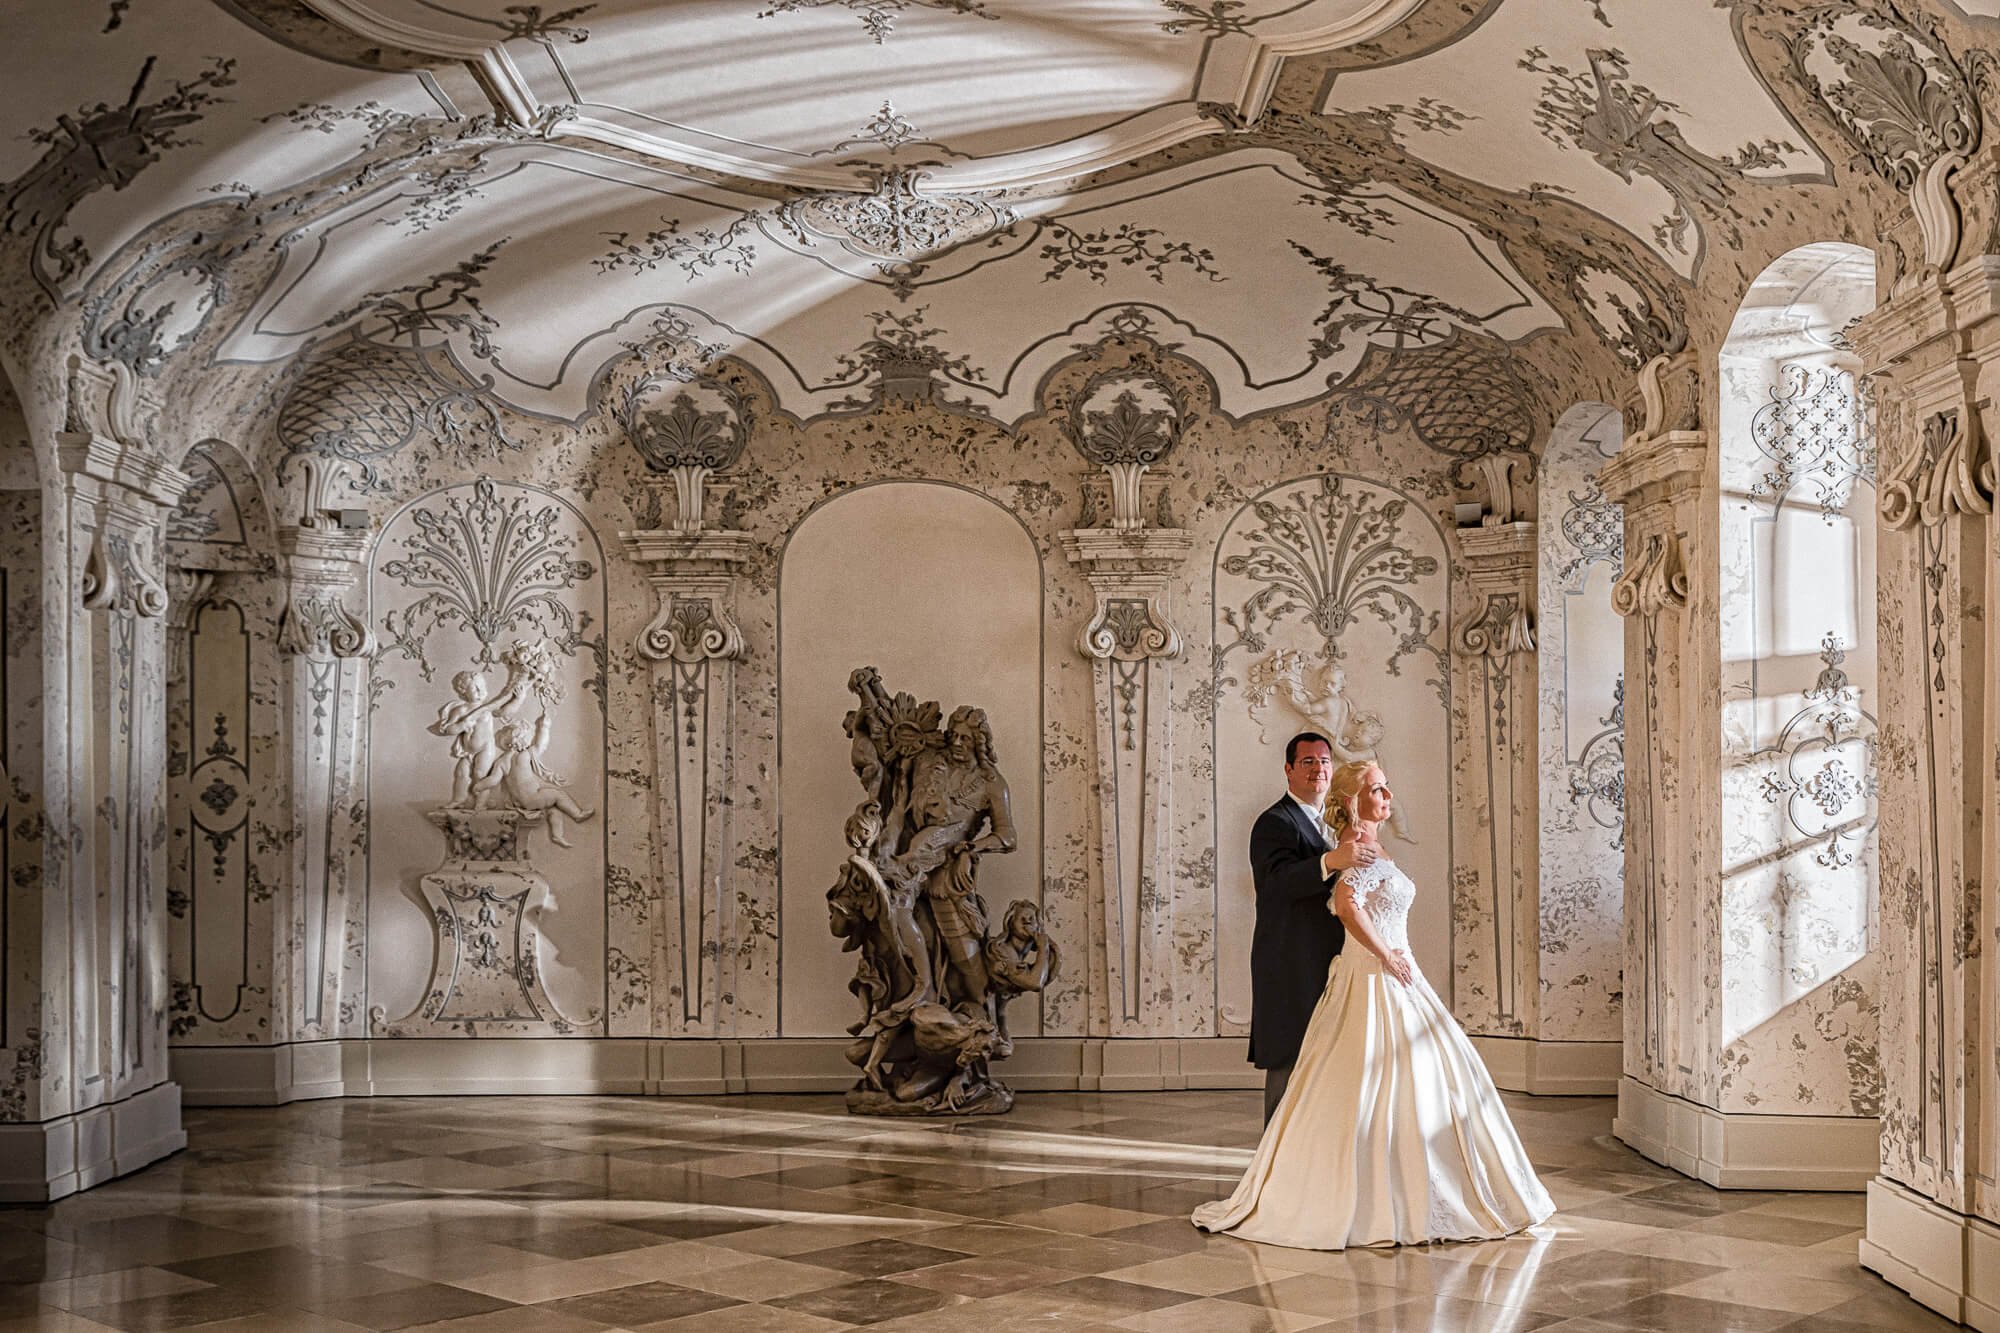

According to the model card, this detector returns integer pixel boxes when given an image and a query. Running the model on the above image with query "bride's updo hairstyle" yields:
[1324,760,1380,839]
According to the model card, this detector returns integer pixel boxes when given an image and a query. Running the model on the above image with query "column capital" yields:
[1060,527,1191,662]
[620,529,751,663]
[1454,522,1536,661]
[276,524,373,658]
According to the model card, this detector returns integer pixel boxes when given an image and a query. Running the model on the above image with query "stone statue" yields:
[827,667,1052,1115]
[429,638,594,847]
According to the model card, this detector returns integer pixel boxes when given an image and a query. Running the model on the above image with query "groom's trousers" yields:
[1262,1064,1292,1125]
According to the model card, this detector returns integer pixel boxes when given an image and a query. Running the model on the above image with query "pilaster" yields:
[1450,520,1539,1039]
[275,507,374,1043]
[620,527,750,1036]
[1601,348,1721,1131]
[1059,524,1190,1037]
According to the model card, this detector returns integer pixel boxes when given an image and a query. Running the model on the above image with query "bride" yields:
[1193,759,1553,1249]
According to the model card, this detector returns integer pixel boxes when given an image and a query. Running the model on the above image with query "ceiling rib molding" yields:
[298,0,1427,193]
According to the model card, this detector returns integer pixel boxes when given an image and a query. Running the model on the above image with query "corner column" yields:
[1854,258,2000,1325]
[0,360,189,1201]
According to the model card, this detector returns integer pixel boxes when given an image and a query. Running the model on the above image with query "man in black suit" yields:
[1248,732,1377,1123]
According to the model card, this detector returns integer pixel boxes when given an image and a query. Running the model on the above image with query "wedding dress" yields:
[1193,857,1554,1249]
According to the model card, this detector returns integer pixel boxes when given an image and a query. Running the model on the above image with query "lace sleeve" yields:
[1333,861,1386,917]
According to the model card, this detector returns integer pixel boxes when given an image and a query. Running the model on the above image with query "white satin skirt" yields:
[1192,951,1555,1250]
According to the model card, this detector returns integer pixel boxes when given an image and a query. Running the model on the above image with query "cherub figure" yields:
[478,710,595,847]
[1247,649,1414,841]
[428,669,520,807]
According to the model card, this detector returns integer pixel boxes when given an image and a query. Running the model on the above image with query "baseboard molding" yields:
[1859,1175,2000,1331]
[1470,1036,1620,1096]
[173,1035,1284,1104]
[1612,1076,1878,1191]
[0,1081,186,1203]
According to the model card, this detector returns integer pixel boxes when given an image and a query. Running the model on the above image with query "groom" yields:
[1248,732,1376,1123]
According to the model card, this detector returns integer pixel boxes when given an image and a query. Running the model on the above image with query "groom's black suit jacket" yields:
[1247,794,1346,1070]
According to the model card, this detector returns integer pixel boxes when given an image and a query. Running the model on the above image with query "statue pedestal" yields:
[372,809,596,1036]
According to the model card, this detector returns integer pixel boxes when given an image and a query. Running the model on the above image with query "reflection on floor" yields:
[0,1090,1947,1331]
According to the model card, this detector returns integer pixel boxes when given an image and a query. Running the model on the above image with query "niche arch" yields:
[1211,472,1453,1031]
[775,481,1044,1038]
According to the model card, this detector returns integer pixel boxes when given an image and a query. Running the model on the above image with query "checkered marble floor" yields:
[0,1090,1949,1331]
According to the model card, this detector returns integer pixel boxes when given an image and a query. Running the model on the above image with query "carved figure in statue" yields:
[430,670,517,806]
[1247,648,1413,841]
[827,667,1051,1116]
[479,710,594,848]
[431,639,593,847]
[983,898,1058,1059]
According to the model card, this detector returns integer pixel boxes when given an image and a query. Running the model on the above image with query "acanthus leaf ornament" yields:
[1455,591,1536,660]
[1790,4,1992,272]
[1880,408,1994,530]
[1080,595,1181,663]
[279,591,376,659]
[641,592,746,665]
[1610,531,1690,618]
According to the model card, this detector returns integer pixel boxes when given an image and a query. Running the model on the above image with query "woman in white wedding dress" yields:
[1193,760,1554,1250]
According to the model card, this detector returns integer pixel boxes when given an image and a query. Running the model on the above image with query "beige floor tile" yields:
[1111,1295,1334,1332]
[1104,1252,1311,1296]
[633,1306,854,1333]
[446,1256,653,1302]
[1664,1267,1864,1314]
[596,1242,766,1282]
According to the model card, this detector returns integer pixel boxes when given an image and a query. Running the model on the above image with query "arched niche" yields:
[1716,241,1880,1117]
[366,480,609,1032]
[1536,403,1626,1044]
[1211,473,1452,1031]
[776,482,1043,1038]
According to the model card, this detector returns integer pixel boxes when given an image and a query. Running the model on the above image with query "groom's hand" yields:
[1322,841,1377,877]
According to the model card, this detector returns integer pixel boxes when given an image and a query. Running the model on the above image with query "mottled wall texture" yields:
[1,4,1998,1268]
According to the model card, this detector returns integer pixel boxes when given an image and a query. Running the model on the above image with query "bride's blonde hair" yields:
[1324,759,1382,839]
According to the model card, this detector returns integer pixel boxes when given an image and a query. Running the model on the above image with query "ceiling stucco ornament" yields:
[1334,330,1540,460]
[293,0,1428,190]
[1787,3,1994,273]
[773,166,1018,278]
[1063,359,1189,529]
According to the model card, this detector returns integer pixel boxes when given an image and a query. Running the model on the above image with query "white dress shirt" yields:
[1289,792,1332,849]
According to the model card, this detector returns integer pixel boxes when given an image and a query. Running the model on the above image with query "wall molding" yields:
[1860,1176,2000,1331]
[0,1082,186,1203]
[171,1037,1279,1105]
[1471,1036,1621,1096]
[1612,1076,1878,1191]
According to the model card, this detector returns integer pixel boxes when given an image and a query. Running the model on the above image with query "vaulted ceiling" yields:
[1,0,1993,453]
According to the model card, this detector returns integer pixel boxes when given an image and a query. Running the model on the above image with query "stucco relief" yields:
[367,480,608,1034]
[1536,404,1625,1045]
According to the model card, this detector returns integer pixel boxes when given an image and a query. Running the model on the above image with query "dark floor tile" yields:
[767,1276,958,1326]
[311,1281,516,1330]
[1588,1292,1796,1332]
[71,1283,278,1331]
[788,1237,974,1278]
[163,1244,420,1303]
[541,1279,741,1325]
[500,1222,664,1261]
[896,1254,1065,1298]
[1098,1218,1220,1254]
[1040,1275,1198,1313]
[621,1214,774,1242]
[1501,1251,1727,1318]
[1338,1295,1568,1332]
